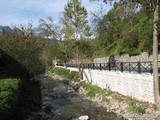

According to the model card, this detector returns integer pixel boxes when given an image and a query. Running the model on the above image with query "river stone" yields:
[72,84,80,91]
[53,84,68,93]
[63,79,70,85]
[44,104,53,113]
[78,115,89,120]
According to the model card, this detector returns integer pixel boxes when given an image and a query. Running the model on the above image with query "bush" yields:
[0,78,20,110]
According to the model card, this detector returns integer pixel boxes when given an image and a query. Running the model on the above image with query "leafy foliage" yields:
[62,0,91,40]
[56,40,73,65]
[0,26,47,76]
[38,17,63,40]
[73,39,93,62]
[91,1,154,57]
[0,78,20,110]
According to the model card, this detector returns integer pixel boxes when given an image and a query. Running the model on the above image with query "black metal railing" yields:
[56,61,158,74]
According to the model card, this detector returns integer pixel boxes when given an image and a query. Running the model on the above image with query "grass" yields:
[50,67,79,81]
[81,83,110,98]
[129,101,146,114]
[113,94,124,102]
[0,78,20,110]
[97,45,141,58]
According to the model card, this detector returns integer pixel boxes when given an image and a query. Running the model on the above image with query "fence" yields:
[56,61,157,74]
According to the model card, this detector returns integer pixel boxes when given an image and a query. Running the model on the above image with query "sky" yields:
[0,0,112,27]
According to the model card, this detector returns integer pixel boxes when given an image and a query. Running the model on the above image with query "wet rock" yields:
[53,115,70,120]
[78,87,86,95]
[78,115,89,120]
[72,84,80,91]
[43,96,50,102]
[63,79,70,85]
[53,84,68,94]
[42,101,51,108]
[51,74,63,80]
[44,105,53,113]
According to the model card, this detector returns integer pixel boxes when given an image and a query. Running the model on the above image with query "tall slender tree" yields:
[62,0,91,40]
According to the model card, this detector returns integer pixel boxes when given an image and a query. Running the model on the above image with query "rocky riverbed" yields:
[27,75,124,120]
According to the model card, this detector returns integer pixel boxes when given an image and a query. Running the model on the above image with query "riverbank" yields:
[47,67,160,120]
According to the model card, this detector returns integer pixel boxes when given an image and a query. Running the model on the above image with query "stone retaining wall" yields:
[83,69,154,103]
[94,52,160,63]
[57,66,155,103]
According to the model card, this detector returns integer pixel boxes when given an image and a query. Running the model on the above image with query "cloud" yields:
[0,0,67,26]
[0,0,112,27]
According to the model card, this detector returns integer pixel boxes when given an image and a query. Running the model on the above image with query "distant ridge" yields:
[0,25,11,36]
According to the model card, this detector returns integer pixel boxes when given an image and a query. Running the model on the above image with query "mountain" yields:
[0,25,12,36]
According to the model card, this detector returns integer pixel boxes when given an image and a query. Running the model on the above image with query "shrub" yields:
[0,78,20,110]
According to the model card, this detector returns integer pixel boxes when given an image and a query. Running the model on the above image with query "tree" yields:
[73,39,93,79]
[91,2,143,55]
[56,40,73,68]
[38,17,63,40]
[0,24,46,76]
[90,0,160,109]
[62,0,91,40]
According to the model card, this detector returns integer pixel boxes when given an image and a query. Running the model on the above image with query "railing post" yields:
[150,62,153,74]
[104,63,107,70]
[93,63,95,69]
[108,62,111,71]
[138,62,141,74]
[129,63,131,72]
[120,62,123,72]
[115,62,116,71]
[100,63,101,70]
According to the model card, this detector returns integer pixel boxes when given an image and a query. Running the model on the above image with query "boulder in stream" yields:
[78,115,89,120]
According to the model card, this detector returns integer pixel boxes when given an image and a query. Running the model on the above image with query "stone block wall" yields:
[83,69,154,103]
[94,52,160,63]
[58,66,155,103]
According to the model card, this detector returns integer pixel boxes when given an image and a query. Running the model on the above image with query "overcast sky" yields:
[0,0,112,27]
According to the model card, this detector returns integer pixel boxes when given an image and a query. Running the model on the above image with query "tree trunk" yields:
[64,60,67,69]
[153,1,160,109]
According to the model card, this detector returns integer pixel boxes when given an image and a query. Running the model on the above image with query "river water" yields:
[27,77,124,120]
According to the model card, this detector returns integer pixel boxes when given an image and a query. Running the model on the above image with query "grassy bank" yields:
[49,67,79,81]
[0,78,20,120]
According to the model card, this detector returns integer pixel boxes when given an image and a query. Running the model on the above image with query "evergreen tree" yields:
[62,0,91,40]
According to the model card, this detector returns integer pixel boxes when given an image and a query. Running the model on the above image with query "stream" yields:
[27,76,124,120]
